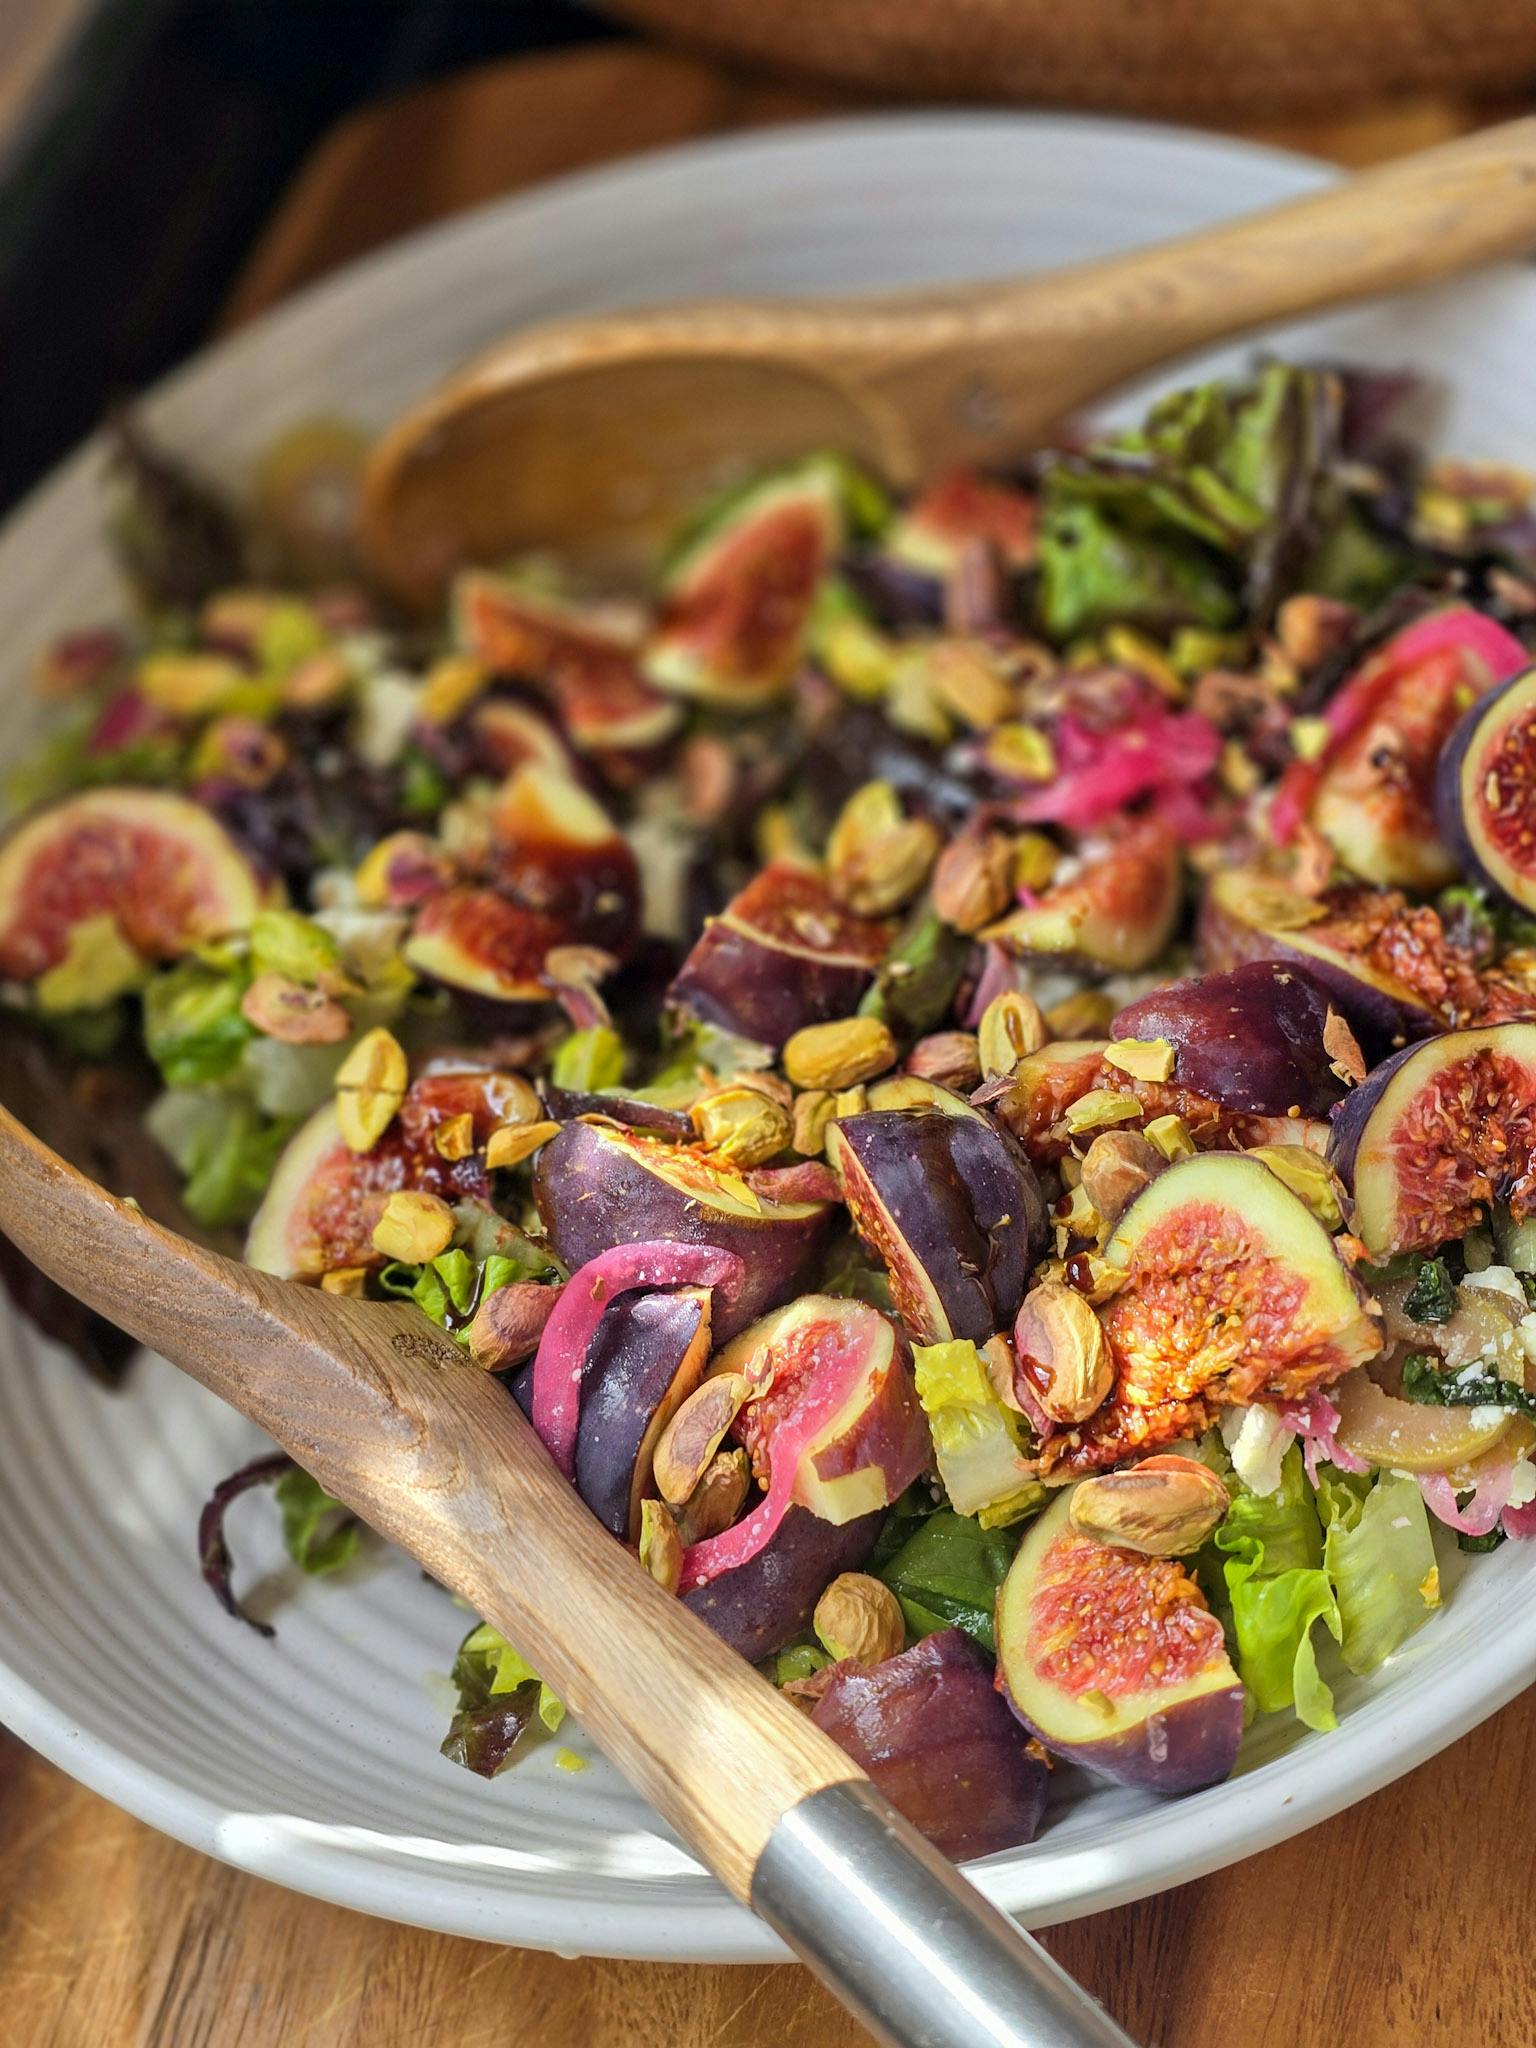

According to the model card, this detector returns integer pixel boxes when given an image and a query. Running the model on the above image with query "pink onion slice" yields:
[529,1240,743,1478]
[1417,1457,1516,1538]
[1277,1390,1369,1484]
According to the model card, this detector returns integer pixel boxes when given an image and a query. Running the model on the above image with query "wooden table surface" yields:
[5,41,1535,2048]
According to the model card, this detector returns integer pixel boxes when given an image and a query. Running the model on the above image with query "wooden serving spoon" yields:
[0,1100,1134,2048]
[362,115,1536,604]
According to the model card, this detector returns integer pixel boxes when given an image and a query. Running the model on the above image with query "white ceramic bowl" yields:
[2,114,1535,1963]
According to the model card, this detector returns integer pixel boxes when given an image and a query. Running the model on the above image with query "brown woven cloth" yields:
[600,0,1536,116]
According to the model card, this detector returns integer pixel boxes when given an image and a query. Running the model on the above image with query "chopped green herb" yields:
[1403,1255,1458,1325]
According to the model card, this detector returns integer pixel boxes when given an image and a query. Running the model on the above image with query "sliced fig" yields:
[992,1039,1230,1164]
[983,820,1182,974]
[810,1628,1048,1858]
[997,1488,1243,1794]
[1330,1363,1513,1473]
[1328,1023,1536,1258]
[713,1294,931,1526]
[0,788,265,986]
[404,768,638,1004]
[682,1504,882,1662]
[573,1285,713,1540]
[244,1066,526,1275]
[1111,961,1343,1117]
[453,571,681,751]
[1044,1152,1381,1474]
[532,1118,832,1340]
[827,1104,1047,1343]
[883,470,1038,579]
[643,460,846,709]
[668,862,894,1047]
[1275,607,1525,891]
[1197,866,1444,1044]
[1435,664,1536,914]
[469,695,575,780]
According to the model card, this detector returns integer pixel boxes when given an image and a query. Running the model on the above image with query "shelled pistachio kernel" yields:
[1012,830,1059,894]
[783,1016,897,1091]
[1044,988,1116,1038]
[1079,1128,1163,1228]
[485,1120,561,1171]
[978,989,1047,1076]
[418,653,488,725]
[674,1448,752,1547]
[1247,1144,1347,1230]
[433,1112,476,1162]
[319,1266,368,1297]
[136,651,244,715]
[931,829,1012,932]
[638,1499,683,1594]
[690,1085,793,1166]
[1067,1455,1229,1557]
[653,1372,753,1504]
[1143,1113,1196,1161]
[904,1031,981,1092]
[791,1089,835,1157]
[1062,1088,1142,1136]
[813,1572,905,1667]
[826,780,940,917]
[1014,1280,1114,1424]
[334,1026,408,1152]
[371,1189,455,1262]
[1102,1036,1175,1083]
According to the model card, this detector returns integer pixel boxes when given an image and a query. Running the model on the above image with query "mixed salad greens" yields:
[5,360,1536,1858]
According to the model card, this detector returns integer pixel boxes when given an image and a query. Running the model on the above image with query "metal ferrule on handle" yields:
[753,1781,1134,2048]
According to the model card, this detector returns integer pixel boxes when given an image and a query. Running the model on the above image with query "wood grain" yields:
[3,40,1534,2048]
[361,114,1536,600]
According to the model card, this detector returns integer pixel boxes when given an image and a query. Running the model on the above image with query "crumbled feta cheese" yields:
[1468,1406,1510,1430]
[1508,1460,1536,1511]
[1220,1404,1293,1497]
[352,669,422,768]
[1463,1263,1526,1304]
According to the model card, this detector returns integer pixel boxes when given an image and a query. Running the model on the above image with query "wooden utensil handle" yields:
[0,1104,857,1902]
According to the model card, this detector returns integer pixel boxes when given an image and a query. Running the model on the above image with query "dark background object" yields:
[0,0,609,515]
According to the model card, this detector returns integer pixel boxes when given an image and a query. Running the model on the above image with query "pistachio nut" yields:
[1013,1280,1114,1424]
[931,829,1013,933]
[281,649,353,712]
[653,1373,753,1505]
[433,1111,477,1162]
[978,989,1048,1077]
[1143,1113,1196,1161]
[812,1572,905,1667]
[638,1498,683,1594]
[1067,1454,1229,1556]
[466,1280,561,1370]
[355,830,456,910]
[241,972,351,1047]
[319,1266,368,1297]
[783,1016,897,1092]
[826,780,942,917]
[1043,988,1117,1038]
[904,1030,982,1093]
[1102,1036,1176,1084]
[925,640,1014,731]
[1078,1128,1163,1229]
[690,1086,793,1166]
[1011,830,1059,895]
[1247,1144,1348,1230]
[791,1088,836,1157]
[485,1119,561,1171]
[674,1447,752,1547]
[371,1188,455,1263]
[334,1026,408,1152]
[418,654,489,726]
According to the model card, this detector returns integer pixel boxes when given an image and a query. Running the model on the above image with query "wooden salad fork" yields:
[362,116,1536,603]
[0,1099,1134,2048]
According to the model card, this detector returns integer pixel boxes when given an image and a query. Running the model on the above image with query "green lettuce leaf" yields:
[273,1467,361,1575]
[1314,1467,1438,1676]
[248,908,342,985]
[911,1339,1043,1527]
[143,959,253,1086]
[550,1026,625,1091]
[875,1504,1023,1655]
[1213,1443,1340,1731]
[458,1622,564,1733]
[144,1083,294,1227]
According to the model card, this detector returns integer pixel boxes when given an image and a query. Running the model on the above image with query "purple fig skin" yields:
[1433,666,1536,914]
[532,1120,832,1341]
[573,1288,710,1541]
[682,1505,882,1661]
[1112,961,1344,1116]
[810,1629,1048,1859]
[1000,1672,1245,1798]
[828,1106,1047,1344]
[1195,876,1441,1050]
[539,1083,695,1139]
[1325,1038,1421,1188]
[667,916,875,1047]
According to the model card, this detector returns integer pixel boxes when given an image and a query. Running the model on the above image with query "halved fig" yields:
[469,695,575,780]
[714,1294,931,1526]
[997,1487,1243,1794]
[1274,608,1525,891]
[643,460,846,709]
[1197,866,1445,1044]
[532,1118,832,1340]
[991,1039,1229,1163]
[668,862,895,1046]
[682,1504,883,1662]
[810,1628,1048,1858]
[244,1066,525,1275]
[1328,1023,1536,1258]
[1110,961,1343,1116]
[884,470,1038,579]
[404,767,638,1004]
[983,820,1182,974]
[827,1104,1047,1343]
[453,571,681,751]
[1044,1152,1380,1474]
[573,1285,713,1540]
[1330,1363,1512,1473]
[1435,665,1536,914]
[0,788,265,985]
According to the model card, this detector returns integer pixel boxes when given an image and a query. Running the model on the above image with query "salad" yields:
[3,363,1536,1860]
